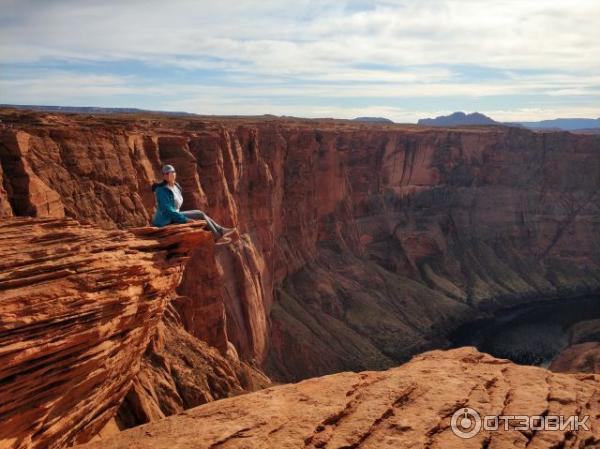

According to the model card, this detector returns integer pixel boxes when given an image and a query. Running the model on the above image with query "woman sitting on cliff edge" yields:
[151,164,236,243]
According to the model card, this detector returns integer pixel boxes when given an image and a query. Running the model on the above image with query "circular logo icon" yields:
[451,407,482,439]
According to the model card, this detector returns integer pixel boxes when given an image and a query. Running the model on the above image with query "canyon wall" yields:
[1,108,599,444]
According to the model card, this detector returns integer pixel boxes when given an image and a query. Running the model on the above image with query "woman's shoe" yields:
[215,235,232,245]
[219,226,237,236]
[214,227,237,245]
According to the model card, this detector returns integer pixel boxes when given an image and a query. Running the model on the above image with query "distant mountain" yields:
[418,112,498,126]
[504,118,600,131]
[353,116,395,123]
[4,105,599,131]
[0,104,197,116]
[418,111,600,131]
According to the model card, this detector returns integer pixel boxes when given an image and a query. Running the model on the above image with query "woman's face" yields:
[163,171,176,183]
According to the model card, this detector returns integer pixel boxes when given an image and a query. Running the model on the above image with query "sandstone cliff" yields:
[551,342,600,374]
[550,319,600,374]
[1,108,598,381]
[75,347,600,449]
[0,218,268,448]
[1,108,599,445]
[0,217,204,447]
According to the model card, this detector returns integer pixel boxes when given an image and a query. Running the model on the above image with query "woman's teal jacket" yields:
[151,181,189,227]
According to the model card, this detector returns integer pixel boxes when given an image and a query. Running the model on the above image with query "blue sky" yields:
[1,0,599,122]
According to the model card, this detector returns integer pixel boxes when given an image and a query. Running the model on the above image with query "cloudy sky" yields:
[1,0,599,122]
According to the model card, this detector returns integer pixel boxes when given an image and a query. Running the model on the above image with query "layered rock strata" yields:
[0,217,219,448]
[1,109,599,386]
[76,347,600,449]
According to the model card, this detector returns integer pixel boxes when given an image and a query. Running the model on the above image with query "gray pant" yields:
[180,210,224,236]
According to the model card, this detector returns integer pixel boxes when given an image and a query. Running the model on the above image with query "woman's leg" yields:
[180,210,224,236]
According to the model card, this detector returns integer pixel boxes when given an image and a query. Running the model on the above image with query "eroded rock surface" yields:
[551,343,600,374]
[115,303,271,429]
[76,347,600,449]
[0,218,212,448]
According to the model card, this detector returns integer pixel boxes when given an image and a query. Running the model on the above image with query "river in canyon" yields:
[448,295,600,367]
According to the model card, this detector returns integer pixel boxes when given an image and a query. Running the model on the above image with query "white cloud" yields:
[0,72,163,102]
[3,0,599,71]
[479,106,600,122]
[160,100,600,123]
[1,0,600,120]
[2,70,600,122]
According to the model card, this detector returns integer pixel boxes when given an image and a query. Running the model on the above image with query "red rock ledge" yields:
[0,217,212,449]
[76,346,599,449]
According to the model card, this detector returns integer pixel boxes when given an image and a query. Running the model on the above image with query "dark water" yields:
[449,295,600,367]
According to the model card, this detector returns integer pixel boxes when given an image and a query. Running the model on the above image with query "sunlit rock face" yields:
[76,347,600,449]
[0,217,212,448]
[1,110,599,443]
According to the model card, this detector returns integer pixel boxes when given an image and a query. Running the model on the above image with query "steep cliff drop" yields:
[0,218,269,448]
[1,108,599,446]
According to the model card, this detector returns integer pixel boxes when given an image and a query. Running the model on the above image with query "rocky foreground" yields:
[75,346,600,449]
